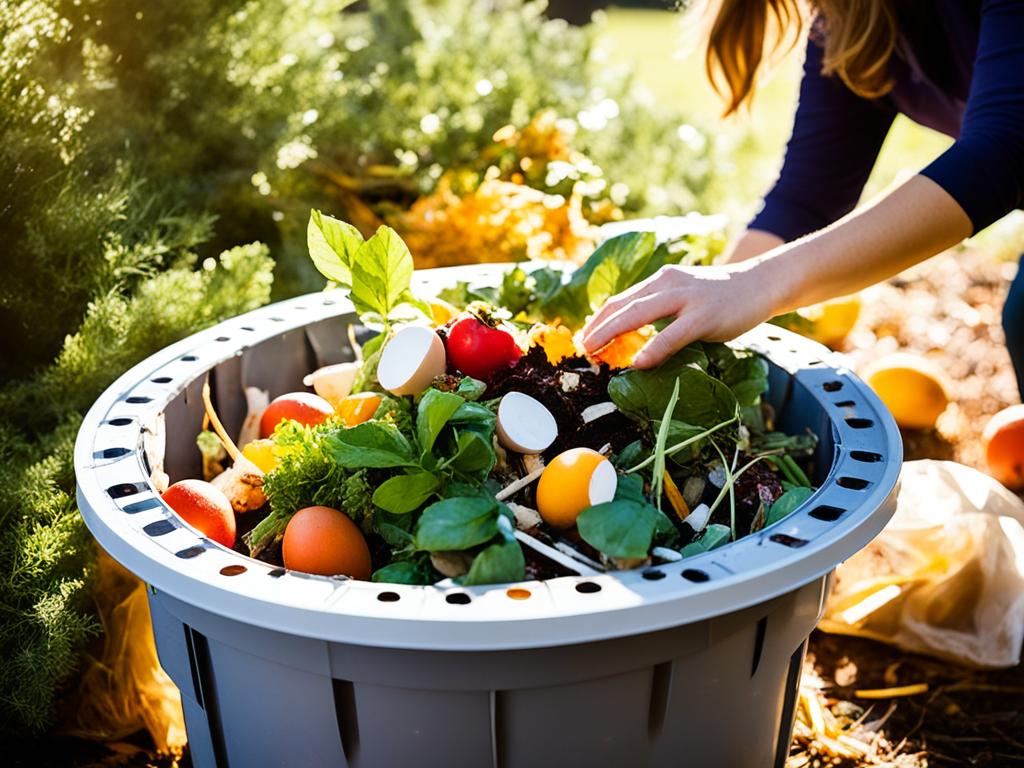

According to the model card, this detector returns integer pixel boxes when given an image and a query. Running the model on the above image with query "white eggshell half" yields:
[587,458,618,505]
[302,362,360,403]
[496,392,558,454]
[377,325,447,395]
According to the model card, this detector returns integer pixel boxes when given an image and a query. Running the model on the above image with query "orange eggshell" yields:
[161,479,236,548]
[260,392,335,438]
[983,404,1024,490]
[282,506,372,579]
[536,447,616,529]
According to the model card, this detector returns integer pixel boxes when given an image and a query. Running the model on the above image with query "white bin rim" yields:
[75,263,901,651]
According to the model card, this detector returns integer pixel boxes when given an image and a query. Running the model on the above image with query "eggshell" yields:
[377,326,446,396]
[587,459,618,505]
[303,362,360,404]
[536,448,618,529]
[496,392,558,454]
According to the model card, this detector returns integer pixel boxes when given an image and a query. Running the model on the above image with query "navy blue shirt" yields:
[750,0,1024,239]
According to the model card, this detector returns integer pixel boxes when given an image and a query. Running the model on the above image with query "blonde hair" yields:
[705,0,898,115]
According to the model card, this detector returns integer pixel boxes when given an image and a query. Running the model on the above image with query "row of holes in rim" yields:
[822,379,880,431]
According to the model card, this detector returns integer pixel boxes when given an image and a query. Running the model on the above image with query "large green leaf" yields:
[766,486,814,526]
[372,470,440,514]
[577,500,661,559]
[586,230,658,310]
[461,517,525,585]
[416,388,466,455]
[307,210,363,287]
[350,225,414,318]
[325,422,417,468]
[609,358,735,428]
[704,342,768,408]
[414,497,501,551]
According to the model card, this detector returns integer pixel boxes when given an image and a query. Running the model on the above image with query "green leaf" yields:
[325,422,417,468]
[448,430,495,476]
[349,225,414,319]
[586,231,658,310]
[455,376,487,401]
[651,377,680,511]
[577,500,661,559]
[609,360,735,428]
[681,523,731,557]
[372,471,440,514]
[766,486,814,526]
[704,343,768,408]
[613,440,647,470]
[372,559,436,585]
[307,210,363,287]
[660,420,706,464]
[414,497,501,551]
[416,388,466,455]
[461,536,525,586]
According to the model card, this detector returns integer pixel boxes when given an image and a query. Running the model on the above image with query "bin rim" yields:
[75,262,901,651]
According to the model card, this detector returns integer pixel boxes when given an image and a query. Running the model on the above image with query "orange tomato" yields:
[282,506,372,579]
[260,392,334,438]
[161,479,236,548]
[337,392,382,427]
[983,404,1024,490]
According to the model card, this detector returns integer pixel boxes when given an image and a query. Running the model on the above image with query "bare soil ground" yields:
[793,248,1024,767]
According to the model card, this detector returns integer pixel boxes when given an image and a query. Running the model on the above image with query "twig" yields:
[202,376,242,463]
[495,466,545,501]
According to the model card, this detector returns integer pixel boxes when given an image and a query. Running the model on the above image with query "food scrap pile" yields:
[159,213,819,585]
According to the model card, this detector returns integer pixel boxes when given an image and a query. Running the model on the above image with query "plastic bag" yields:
[64,546,187,753]
[820,460,1024,668]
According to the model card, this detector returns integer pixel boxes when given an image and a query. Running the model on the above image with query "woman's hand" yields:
[580,261,781,369]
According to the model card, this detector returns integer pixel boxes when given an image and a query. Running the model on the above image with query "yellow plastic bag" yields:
[65,546,187,753]
[820,460,1024,668]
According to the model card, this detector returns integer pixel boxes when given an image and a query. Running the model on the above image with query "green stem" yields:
[781,454,811,487]
[626,413,738,474]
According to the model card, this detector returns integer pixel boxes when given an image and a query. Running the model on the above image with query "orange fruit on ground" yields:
[983,404,1024,490]
[282,505,372,579]
[799,293,862,348]
[590,326,656,369]
[336,392,382,427]
[161,479,236,548]
[259,392,334,438]
[863,353,950,430]
[536,447,618,529]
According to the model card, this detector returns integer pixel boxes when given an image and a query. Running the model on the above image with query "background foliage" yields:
[0,0,720,740]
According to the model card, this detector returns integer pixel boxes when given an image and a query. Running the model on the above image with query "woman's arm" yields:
[722,229,784,263]
[581,174,971,368]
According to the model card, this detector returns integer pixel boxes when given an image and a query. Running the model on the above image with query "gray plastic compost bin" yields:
[75,263,902,768]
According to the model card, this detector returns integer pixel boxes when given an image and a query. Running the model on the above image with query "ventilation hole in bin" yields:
[682,568,710,583]
[506,588,531,600]
[445,593,471,605]
[220,564,247,577]
[240,326,255,332]
[268,567,287,578]
[837,476,870,490]
[95,447,131,459]
[123,497,161,514]
[181,355,198,362]
[143,520,176,537]
[807,360,823,366]
[107,417,133,427]
[766,335,781,341]
[151,376,173,384]
[845,417,874,429]
[808,505,845,522]
[642,569,666,581]
[575,581,601,594]
[323,298,336,306]
[125,396,152,404]
[835,400,855,407]
[377,591,400,603]
[851,450,883,463]
[823,380,843,392]
[769,533,808,548]
[175,545,205,559]
[108,482,146,499]
[215,336,230,342]
[269,317,284,322]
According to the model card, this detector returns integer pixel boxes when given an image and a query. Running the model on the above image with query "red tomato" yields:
[260,392,334,438]
[282,506,372,578]
[161,479,236,548]
[446,317,521,380]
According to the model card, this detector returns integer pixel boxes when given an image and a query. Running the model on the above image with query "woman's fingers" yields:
[582,291,682,352]
[583,269,665,339]
[633,315,702,369]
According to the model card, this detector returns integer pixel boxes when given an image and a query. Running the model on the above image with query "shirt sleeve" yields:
[920,0,1024,234]
[749,39,896,242]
